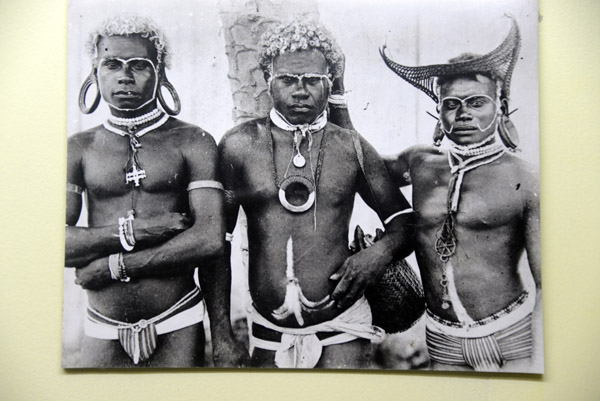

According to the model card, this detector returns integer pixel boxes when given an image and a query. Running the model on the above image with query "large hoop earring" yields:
[78,72,101,114]
[433,121,444,146]
[497,98,519,151]
[498,114,519,151]
[157,73,181,116]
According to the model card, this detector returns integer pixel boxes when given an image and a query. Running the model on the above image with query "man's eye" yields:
[468,97,487,108]
[278,76,296,85]
[130,61,151,71]
[443,100,459,109]
[305,77,322,86]
[103,60,121,70]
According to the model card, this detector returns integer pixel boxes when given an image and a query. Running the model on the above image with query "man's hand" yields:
[212,336,250,368]
[329,245,388,309]
[73,257,113,290]
[133,213,191,245]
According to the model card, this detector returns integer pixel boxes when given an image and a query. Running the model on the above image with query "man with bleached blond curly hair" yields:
[217,19,414,369]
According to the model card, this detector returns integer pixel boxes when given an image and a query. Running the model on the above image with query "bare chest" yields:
[411,160,525,229]
[238,131,360,209]
[82,131,188,197]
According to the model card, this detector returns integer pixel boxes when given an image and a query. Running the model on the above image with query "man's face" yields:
[96,35,158,111]
[270,49,330,125]
[439,75,499,145]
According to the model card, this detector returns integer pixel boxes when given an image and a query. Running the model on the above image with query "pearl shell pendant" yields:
[293,153,306,168]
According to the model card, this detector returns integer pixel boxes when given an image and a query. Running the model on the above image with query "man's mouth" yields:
[114,91,140,98]
[452,126,478,133]
[289,104,312,111]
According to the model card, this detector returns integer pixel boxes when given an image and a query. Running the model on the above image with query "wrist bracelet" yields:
[108,253,130,282]
[108,253,120,280]
[118,215,136,251]
[117,253,131,282]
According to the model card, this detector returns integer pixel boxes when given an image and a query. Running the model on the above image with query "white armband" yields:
[67,182,84,194]
[187,180,224,191]
[383,208,413,225]
[328,94,348,108]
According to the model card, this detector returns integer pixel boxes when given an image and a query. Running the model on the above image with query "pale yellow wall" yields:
[0,0,598,399]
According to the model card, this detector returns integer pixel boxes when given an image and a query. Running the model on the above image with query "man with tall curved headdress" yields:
[380,18,541,372]
[218,19,415,369]
[66,15,243,367]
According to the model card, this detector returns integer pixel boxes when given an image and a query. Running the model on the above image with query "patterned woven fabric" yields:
[380,16,521,104]
[426,314,533,371]
[118,322,158,364]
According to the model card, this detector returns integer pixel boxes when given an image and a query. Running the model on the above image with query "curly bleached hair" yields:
[258,19,343,81]
[87,15,172,69]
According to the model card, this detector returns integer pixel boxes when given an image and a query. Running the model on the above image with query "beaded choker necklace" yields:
[103,108,168,188]
[108,108,163,128]
[435,135,506,310]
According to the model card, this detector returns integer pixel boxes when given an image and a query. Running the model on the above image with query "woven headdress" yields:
[380,16,522,149]
[380,16,521,105]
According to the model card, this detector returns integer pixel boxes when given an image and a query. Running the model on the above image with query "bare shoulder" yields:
[325,122,364,155]
[166,118,217,153]
[503,153,539,185]
[388,144,440,166]
[219,118,264,159]
[68,125,102,151]
[500,153,540,205]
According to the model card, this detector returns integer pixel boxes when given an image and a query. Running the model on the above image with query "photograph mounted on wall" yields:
[63,0,542,373]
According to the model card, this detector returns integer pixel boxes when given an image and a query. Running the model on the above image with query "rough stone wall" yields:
[218,0,319,124]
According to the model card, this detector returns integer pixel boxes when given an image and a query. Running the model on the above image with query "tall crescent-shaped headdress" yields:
[380,16,522,149]
[379,16,521,105]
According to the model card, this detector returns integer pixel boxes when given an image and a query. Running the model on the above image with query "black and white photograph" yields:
[63,0,542,373]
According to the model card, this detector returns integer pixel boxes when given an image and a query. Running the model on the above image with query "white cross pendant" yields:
[125,164,146,187]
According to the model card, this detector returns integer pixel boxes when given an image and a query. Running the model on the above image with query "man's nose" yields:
[456,103,472,120]
[117,66,135,84]
[291,81,309,99]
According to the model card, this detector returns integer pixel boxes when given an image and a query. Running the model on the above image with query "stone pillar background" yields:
[218,0,319,124]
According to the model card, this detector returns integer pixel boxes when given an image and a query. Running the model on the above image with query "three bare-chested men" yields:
[65,14,540,372]
[65,16,242,367]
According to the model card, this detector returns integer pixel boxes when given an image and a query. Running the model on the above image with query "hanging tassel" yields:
[272,278,305,326]
[272,237,305,325]
[272,237,332,326]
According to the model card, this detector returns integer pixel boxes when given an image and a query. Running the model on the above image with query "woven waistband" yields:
[426,291,534,338]
[84,288,204,340]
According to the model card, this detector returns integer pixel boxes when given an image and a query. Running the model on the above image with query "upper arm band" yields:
[383,208,413,225]
[187,180,224,191]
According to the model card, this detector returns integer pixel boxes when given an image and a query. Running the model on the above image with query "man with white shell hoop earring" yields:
[65,15,245,368]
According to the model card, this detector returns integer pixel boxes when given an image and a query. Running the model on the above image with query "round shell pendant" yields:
[293,153,306,168]
[441,301,451,310]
